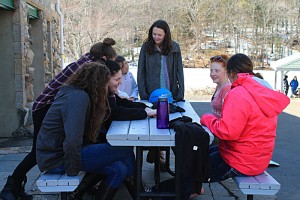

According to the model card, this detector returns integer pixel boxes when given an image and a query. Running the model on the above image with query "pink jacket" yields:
[201,74,290,175]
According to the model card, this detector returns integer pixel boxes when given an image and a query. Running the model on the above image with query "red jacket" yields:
[200,74,290,175]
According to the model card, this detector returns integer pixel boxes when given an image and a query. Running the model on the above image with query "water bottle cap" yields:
[158,96,168,101]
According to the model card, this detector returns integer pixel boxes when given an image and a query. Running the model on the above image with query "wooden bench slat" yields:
[254,171,281,190]
[233,171,280,196]
[128,119,149,140]
[234,176,260,189]
[36,174,62,187]
[106,121,130,140]
[37,185,79,193]
[36,172,86,193]
[149,118,171,140]
[58,172,86,186]
[238,188,280,196]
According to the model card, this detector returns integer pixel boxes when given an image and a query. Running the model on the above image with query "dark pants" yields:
[11,105,51,181]
[208,145,245,182]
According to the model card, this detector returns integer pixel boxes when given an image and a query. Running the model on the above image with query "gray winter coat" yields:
[137,41,184,101]
[36,85,91,176]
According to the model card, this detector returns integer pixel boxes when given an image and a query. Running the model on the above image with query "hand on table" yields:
[145,107,156,117]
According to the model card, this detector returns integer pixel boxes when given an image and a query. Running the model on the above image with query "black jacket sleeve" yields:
[110,95,147,120]
[115,95,147,108]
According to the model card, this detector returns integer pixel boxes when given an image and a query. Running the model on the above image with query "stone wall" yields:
[0,0,61,137]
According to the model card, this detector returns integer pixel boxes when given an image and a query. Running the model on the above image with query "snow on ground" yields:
[130,67,300,92]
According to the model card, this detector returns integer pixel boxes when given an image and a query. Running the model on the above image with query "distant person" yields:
[137,19,184,168]
[199,53,290,198]
[115,55,138,100]
[283,75,289,95]
[0,38,117,200]
[290,76,299,97]
[137,19,184,101]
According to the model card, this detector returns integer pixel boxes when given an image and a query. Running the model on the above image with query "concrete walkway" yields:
[0,98,299,200]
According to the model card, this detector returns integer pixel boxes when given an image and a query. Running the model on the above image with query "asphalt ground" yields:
[0,98,299,199]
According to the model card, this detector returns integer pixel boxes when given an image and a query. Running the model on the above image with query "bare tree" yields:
[60,0,300,66]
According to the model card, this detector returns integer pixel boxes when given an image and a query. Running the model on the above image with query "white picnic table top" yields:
[107,100,214,146]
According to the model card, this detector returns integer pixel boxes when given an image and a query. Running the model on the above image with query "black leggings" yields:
[11,105,51,182]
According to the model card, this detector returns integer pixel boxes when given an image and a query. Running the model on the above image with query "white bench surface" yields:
[106,100,214,146]
[36,171,86,193]
[233,171,280,195]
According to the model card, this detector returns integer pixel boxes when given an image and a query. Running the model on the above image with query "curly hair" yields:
[144,20,173,55]
[66,62,111,143]
[90,38,117,62]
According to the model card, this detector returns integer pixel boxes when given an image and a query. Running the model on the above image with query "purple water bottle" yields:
[156,96,169,129]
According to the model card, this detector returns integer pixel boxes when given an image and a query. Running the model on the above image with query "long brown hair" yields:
[66,62,111,143]
[145,20,173,55]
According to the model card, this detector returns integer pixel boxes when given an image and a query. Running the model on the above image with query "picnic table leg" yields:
[175,149,181,200]
[165,147,175,176]
[247,194,254,200]
[60,192,68,200]
[136,147,143,200]
[154,147,161,186]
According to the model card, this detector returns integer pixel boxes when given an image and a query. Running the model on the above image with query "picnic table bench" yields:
[36,171,86,200]
[233,171,280,200]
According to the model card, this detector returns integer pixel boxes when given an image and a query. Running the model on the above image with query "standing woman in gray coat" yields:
[137,19,185,168]
[137,19,184,101]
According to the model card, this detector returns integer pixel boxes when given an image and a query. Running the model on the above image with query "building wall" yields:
[0,0,61,137]
[0,9,19,137]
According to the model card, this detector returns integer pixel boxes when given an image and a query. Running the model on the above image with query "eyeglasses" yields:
[210,56,226,62]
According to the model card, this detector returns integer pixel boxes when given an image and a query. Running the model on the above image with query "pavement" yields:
[0,97,299,200]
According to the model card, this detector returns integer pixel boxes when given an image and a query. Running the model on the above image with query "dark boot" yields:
[0,176,32,200]
[124,176,135,199]
[94,181,118,200]
[70,173,104,200]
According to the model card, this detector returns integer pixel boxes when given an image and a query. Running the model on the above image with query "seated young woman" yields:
[36,62,135,200]
[150,54,290,200]
[67,60,157,200]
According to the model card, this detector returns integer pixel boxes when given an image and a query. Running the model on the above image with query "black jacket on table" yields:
[174,121,210,191]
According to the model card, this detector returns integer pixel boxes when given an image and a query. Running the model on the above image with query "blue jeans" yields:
[209,145,245,182]
[47,143,135,188]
